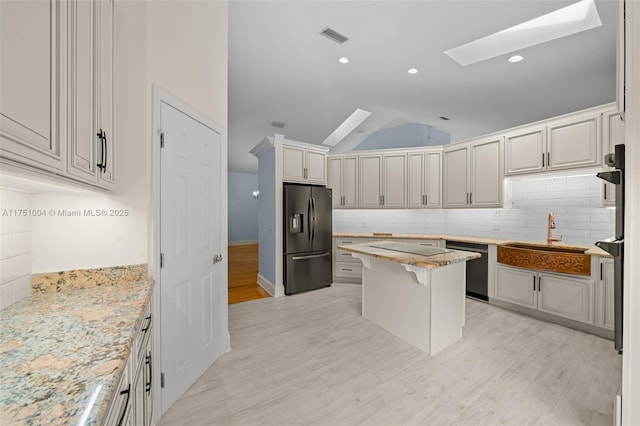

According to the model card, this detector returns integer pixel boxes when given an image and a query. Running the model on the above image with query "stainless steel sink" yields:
[497,242,591,276]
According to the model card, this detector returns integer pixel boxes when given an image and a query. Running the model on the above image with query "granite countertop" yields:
[338,241,481,268]
[333,232,612,258]
[0,279,153,425]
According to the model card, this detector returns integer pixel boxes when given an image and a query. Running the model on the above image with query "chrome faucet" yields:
[547,212,562,245]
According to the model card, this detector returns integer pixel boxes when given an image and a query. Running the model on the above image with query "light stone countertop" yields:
[338,242,481,268]
[0,278,153,425]
[333,232,612,258]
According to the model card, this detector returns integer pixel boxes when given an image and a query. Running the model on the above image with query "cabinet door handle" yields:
[538,277,542,292]
[469,192,472,204]
[542,152,545,167]
[604,184,607,201]
[533,276,536,291]
[145,352,152,394]
[102,132,108,172]
[117,384,131,426]
[96,129,105,171]
[382,195,385,206]
[601,263,604,281]
[547,152,550,167]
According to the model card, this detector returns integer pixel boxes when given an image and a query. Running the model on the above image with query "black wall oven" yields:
[596,144,625,353]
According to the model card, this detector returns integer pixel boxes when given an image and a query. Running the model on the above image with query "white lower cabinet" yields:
[596,258,615,331]
[104,300,153,426]
[333,237,376,283]
[495,264,593,324]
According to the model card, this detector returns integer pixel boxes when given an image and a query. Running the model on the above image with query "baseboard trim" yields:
[228,240,258,246]
[257,273,275,297]
[489,298,614,340]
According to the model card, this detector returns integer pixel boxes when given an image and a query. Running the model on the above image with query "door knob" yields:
[212,254,223,264]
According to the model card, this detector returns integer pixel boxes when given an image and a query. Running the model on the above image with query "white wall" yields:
[334,174,615,246]
[0,189,32,308]
[147,0,228,126]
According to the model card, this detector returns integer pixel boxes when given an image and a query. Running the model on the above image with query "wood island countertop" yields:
[338,241,481,268]
[0,277,153,425]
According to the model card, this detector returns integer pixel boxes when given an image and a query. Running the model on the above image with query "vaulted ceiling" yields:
[228,0,617,173]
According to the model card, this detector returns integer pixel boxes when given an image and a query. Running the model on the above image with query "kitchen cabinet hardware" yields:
[601,263,604,280]
[116,384,131,426]
[542,153,545,167]
[160,253,164,268]
[604,185,608,200]
[547,152,550,167]
[141,315,152,332]
[469,192,472,204]
[538,277,542,292]
[343,268,352,272]
[212,254,223,264]
[97,129,106,171]
[145,352,152,394]
[160,131,166,148]
[533,276,536,291]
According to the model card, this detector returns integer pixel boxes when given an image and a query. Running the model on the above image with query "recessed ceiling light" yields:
[408,68,418,74]
[508,55,524,63]
[444,0,602,66]
[338,57,349,64]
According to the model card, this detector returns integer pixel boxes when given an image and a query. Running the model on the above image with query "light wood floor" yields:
[228,244,269,304]
[159,284,621,426]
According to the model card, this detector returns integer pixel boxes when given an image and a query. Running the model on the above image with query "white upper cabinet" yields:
[504,126,546,175]
[358,152,406,208]
[470,138,502,207]
[282,144,326,184]
[67,0,115,189]
[601,110,624,207]
[443,137,502,208]
[1,0,116,190]
[505,109,602,176]
[547,113,600,171]
[0,0,65,172]
[443,145,469,208]
[407,150,441,208]
[327,155,357,209]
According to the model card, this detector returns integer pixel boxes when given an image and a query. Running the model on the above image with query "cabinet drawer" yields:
[335,262,363,278]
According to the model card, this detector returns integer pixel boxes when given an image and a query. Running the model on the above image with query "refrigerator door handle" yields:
[307,198,313,241]
[291,252,331,261]
[310,197,316,241]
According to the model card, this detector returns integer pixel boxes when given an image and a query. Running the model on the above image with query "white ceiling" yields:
[228,0,617,173]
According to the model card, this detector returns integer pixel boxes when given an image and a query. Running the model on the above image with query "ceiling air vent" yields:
[271,121,286,129]
[320,27,349,44]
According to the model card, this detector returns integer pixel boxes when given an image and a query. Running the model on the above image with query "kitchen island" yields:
[338,241,480,355]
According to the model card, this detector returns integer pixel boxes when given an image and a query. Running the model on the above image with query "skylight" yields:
[444,0,602,66]
[322,108,372,146]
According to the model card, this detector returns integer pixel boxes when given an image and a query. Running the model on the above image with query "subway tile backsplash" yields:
[0,189,32,309]
[334,174,614,247]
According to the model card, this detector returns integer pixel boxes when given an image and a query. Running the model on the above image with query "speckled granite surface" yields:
[338,241,481,268]
[333,232,612,257]
[0,278,153,425]
[32,264,148,293]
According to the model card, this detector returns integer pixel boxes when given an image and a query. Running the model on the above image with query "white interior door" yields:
[160,101,224,411]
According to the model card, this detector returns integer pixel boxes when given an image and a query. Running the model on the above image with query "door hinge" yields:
[160,132,165,148]
[160,253,164,268]
[161,373,165,388]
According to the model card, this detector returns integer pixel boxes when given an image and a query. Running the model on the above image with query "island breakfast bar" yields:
[337,241,481,355]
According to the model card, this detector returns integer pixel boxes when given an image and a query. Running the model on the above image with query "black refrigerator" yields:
[283,183,333,295]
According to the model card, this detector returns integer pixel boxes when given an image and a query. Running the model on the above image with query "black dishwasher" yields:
[445,241,488,301]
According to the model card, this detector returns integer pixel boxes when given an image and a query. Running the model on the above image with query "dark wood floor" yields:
[228,243,270,304]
